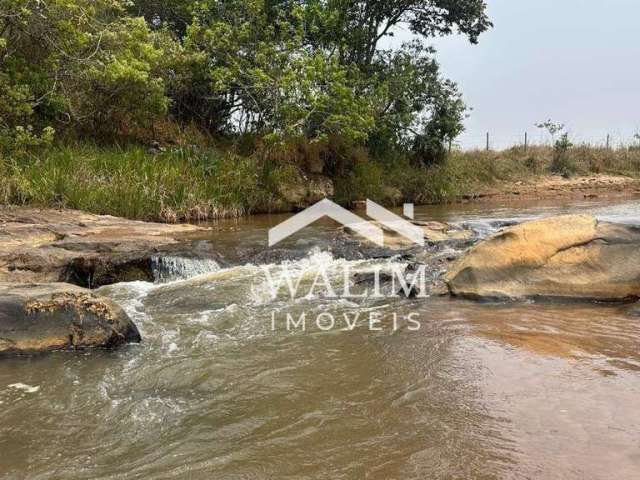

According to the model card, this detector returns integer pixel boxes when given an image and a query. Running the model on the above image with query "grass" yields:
[2,142,640,222]
[0,144,295,221]
[334,143,640,205]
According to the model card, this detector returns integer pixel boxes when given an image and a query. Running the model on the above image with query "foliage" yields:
[1,144,285,220]
[535,120,565,140]
[535,120,575,175]
[0,0,496,217]
[0,0,168,147]
[550,133,575,176]
[1,0,491,153]
[3,142,640,221]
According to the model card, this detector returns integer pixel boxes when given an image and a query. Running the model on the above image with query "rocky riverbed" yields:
[0,208,211,354]
[1,204,640,356]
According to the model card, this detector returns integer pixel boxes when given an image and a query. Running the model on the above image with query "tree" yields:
[412,79,466,165]
[301,0,491,68]
[0,0,169,143]
[537,120,574,175]
[185,0,375,141]
[181,0,489,150]
[1,0,491,157]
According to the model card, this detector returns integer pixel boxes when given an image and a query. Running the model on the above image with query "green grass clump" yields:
[0,144,287,221]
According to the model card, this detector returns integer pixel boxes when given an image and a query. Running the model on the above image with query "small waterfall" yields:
[151,255,221,283]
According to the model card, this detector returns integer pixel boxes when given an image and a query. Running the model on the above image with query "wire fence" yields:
[454,132,640,152]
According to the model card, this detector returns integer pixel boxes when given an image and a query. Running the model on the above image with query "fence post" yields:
[486,132,490,151]
[606,134,610,150]
[524,132,528,152]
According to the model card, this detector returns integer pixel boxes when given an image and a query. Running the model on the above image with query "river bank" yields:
[2,144,640,223]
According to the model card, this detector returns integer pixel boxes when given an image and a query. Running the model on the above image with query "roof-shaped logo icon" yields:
[268,199,424,247]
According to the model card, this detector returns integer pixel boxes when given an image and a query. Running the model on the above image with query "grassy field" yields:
[2,143,639,222]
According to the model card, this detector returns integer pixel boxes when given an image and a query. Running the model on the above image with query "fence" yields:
[454,131,640,152]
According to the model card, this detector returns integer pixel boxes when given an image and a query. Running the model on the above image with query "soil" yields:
[457,174,640,204]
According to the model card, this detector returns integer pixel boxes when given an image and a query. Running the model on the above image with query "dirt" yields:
[457,174,640,204]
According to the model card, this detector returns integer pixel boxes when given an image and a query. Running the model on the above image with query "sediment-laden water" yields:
[1,198,640,479]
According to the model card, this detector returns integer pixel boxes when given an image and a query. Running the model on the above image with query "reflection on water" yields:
[1,198,640,479]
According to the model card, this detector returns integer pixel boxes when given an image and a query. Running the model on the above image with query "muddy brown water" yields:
[1,198,640,479]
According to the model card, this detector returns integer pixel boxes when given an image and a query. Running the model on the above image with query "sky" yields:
[389,0,640,149]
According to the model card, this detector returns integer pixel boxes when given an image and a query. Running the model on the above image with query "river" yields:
[1,198,640,479]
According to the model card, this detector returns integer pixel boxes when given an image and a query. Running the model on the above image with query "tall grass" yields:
[0,144,289,221]
[1,142,639,222]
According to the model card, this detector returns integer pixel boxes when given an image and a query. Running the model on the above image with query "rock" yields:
[446,214,640,301]
[278,175,334,208]
[353,271,393,285]
[346,220,475,251]
[627,304,640,317]
[0,207,208,288]
[0,283,141,355]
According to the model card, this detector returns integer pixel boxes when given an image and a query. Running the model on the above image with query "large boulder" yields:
[446,214,640,301]
[0,207,208,287]
[0,283,141,355]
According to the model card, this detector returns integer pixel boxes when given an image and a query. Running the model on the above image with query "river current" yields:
[1,198,640,479]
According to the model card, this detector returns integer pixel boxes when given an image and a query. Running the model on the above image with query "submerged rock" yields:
[627,304,640,317]
[341,219,475,252]
[0,283,140,355]
[446,214,640,301]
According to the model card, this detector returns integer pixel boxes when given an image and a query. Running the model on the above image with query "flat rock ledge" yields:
[446,214,640,301]
[0,207,208,288]
[0,283,141,355]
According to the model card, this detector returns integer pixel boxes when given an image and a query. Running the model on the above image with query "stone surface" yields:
[0,283,140,355]
[446,214,640,301]
[344,220,475,251]
[277,175,334,209]
[0,207,207,287]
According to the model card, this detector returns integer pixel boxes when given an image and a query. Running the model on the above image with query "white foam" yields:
[8,383,40,393]
[151,256,221,283]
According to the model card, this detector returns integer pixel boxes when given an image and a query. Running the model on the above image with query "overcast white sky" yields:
[392,0,640,149]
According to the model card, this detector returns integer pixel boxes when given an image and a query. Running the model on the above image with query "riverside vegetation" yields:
[2,142,640,222]
[2,0,640,222]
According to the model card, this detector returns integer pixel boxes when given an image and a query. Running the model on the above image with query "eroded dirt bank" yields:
[459,174,640,204]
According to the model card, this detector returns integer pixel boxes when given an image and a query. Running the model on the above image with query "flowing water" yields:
[2,198,640,479]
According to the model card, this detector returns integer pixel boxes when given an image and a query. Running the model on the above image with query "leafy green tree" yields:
[412,79,466,165]
[0,0,169,143]
[1,0,491,159]
[181,0,490,150]
[300,0,491,68]
[128,0,196,36]
[186,0,375,142]
[536,120,574,175]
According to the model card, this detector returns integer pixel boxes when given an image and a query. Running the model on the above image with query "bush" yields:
[550,133,575,176]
